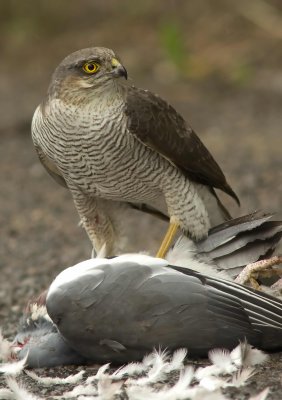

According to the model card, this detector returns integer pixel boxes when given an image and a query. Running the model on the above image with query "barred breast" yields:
[32,96,214,239]
[33,99,172,201]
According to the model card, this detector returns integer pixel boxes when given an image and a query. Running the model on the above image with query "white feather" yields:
[166,236,232,280]
[246,347,269,367]
[190,389,228,400]
[59,384,97,399]
[208,348,236,373]
[231,342,269,367]
[25,369,85,385]
[199,375,228,391]
[0,353,27,376]
[127,349,168,385]
[29,304,51,322]
[0,330,13,362]
[97,375,123,399]
[0,388,13,400]
[165,366,194,393]
[249,388,270,400]
[6,377,43,400]
[112,361,146,379]
[228,368,256,387]
[0,345,272,399]
[164,348,187,373]
[195,365,222,380]
[86,363,110,384]
[126,385,159,400]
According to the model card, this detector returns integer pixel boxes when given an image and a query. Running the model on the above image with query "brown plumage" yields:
[32,47,239,256]
[126,87,239,204]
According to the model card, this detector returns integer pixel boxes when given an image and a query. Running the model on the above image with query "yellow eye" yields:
[82,62,100,74]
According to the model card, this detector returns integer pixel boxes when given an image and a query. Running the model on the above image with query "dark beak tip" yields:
[119,65,128,80]
[113,65,128,80]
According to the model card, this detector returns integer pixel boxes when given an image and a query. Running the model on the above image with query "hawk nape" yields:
[32,47,239,257]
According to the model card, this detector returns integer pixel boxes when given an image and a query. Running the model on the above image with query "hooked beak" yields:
[111,58,128,80]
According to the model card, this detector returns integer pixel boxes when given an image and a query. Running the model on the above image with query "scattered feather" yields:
[231,341,269,367]
[25,369,85,385]
[127,349,168,385]
[129,367,195,400]
[142,347,168,367]
[195,365,222,380]
[111,361,146,379]
[228,367,256,387]
[199,375,228,391]
[171,366,195,391]
[0,388,14,399]
[230,343,242,367]
[59,383,97,399]
[126,384,159,400]
[6,377,43,400]
[191,389,228,400]
[0,353,27,376]
[29,304,50,322]
[164,348,187,373]
[0,330,13,362]
[97,375,123,399]
[86,363,110,384]
[208,348,235,373]
[246,348,268,366]
[0,344,273,399]
[249,388,270,400]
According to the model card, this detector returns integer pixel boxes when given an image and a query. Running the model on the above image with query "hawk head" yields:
[48,47,128,101]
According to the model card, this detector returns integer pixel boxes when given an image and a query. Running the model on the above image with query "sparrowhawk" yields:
[32,47,239,257]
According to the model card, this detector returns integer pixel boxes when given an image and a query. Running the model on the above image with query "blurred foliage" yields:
[228,62,254,86]
[1,0,282,87]
[159,21,187,69]
[1,0,282,131]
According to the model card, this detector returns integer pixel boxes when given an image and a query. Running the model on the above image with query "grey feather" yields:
[200,212,282,277]
[167,212,282,280]
[14,316,87,368]
[45,256,282,364]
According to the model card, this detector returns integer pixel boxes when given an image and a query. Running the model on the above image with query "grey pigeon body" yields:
[14,316,87,367]
[32,47,238,256]
[46,255,282,364]
[14,213,282,367]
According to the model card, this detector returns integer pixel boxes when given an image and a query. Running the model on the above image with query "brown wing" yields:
[125,87,239,205]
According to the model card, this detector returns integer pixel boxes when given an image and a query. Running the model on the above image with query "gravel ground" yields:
[0,81,281,398]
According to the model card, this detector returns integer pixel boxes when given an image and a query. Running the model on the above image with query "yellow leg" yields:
[235,255,282,289]
[156,222,179,258]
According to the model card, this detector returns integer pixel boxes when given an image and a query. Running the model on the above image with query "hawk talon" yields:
[235,255,282,290]
[249,277,261,290]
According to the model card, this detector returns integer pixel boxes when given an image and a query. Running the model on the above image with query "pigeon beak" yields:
[111,58,128,80]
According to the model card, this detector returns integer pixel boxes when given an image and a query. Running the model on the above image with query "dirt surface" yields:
[1,1,282,398]
[0,84,281,398]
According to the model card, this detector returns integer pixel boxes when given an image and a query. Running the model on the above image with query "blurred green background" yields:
[1,0,282,131]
